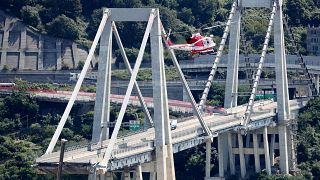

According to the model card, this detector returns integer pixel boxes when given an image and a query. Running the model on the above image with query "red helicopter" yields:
[163,23,232,56]
[166,31,216,56]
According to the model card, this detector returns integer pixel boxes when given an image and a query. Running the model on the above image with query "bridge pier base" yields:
[121,169,130,180]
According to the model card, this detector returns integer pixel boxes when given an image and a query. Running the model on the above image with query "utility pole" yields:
[57,139,67,180]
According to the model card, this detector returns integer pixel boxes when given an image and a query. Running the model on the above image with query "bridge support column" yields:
[263,127,271,175]
[245,134,251,167]
[182,88,190,102]
[134,165,143,180]
[274,1,290,174]
[151,9,175,180]
[88,173,95,180]
[224,2,240,108]
[270,134,275,166]
[105,172,114,180]
[92,19,113,143]
[218,135,225,178]
[238,133,246,178]
[253,133,261,172]
[149,172,156,180]
[228,133,235,175]
[0,17,8,70]
[205,139,212,178]
[121,169,131,180]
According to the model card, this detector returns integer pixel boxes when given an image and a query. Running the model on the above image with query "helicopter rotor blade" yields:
[202,21,237,30]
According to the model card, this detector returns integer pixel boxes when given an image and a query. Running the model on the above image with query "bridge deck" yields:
[36,98,308,174]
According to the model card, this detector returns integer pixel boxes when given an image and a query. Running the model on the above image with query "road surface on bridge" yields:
[36,98,308,174]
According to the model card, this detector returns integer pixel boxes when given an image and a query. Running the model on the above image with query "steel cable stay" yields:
[198,0,238,111]
[241,2,277,127]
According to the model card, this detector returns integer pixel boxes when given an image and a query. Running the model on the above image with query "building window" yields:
[313,46,318,51]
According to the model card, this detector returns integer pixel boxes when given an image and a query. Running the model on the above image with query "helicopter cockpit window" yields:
[203,39,210,46]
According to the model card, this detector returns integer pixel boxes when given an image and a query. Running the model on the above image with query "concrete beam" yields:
[240,0,272,8]
[108,8,157,21]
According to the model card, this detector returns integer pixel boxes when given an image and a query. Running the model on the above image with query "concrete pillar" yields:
[228,133,235,175]
[19,29,26,70]
[88,173,95,180]
[182,87,190,102]
[224,7,240,109]
[278,125,289,173]
[223,10,240,174]
[238,133,246,178]
[221,134,229,172]
[105,172,114,180]
[134,165,143,180]
[92,21,112,143]
[253,133,261,172]
[270,134,275,166]
[263,127,271,175]
[218,135,224,178]
[56,41,62,70]
[245,134,251,166]
[97,172,114,180]
[274,1,290,174]
[149,172,156,180]
[72,43,79,68]
[38,35,44,70]
[0,17,8,69]
[315,74,319,94]
[151,9,175,180]
[205,139,211,178]
[121,169,130,180]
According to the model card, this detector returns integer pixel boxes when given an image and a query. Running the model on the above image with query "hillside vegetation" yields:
[1,0,320,56]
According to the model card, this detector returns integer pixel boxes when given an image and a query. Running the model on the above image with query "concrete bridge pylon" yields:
[204,0,294,179]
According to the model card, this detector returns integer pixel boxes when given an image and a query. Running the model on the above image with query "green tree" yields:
[77,61,84,70]
[286,0,313,25]
[0,136,39,180]
[20,5,42,28]
[178,8,195,25]
[46,15,81,40]
[58,0,82,19]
